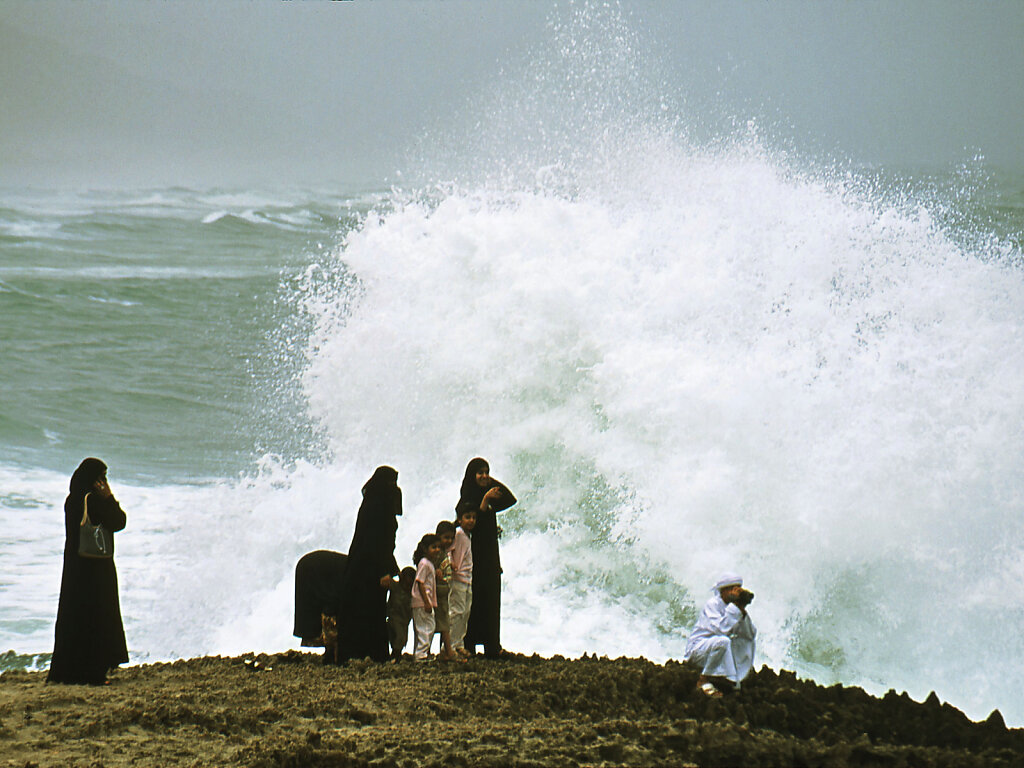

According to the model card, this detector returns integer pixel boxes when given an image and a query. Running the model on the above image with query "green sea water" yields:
[0,188,381,482]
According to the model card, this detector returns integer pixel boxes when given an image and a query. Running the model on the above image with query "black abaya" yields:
[457,458,516,658]
[335,467,401,663]
[48,458,129,685]
[293,550,348,643]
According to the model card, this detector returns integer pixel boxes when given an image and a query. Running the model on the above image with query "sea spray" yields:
[284,124,1024,718]
[286,3,1024,721]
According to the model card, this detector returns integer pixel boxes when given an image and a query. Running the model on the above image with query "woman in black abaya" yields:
[335,466,402,663]
[48,458,129,685]
[457,457,516,658]
[293,550,348,646]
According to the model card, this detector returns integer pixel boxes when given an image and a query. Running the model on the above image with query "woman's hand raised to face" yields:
[94,478,114,498]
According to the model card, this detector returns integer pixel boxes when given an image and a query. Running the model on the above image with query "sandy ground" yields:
[1,652,1021,768]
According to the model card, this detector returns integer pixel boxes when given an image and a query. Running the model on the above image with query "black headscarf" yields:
[362,465,401,514]
[346,465,402,578]
[456,456,516,522]
[69,457,107,499]
[457,457,492,512]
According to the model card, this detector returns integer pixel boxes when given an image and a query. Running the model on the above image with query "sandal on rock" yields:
[699,681,723,698]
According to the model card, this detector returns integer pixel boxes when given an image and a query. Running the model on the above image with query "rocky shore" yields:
[1,652,1020,767]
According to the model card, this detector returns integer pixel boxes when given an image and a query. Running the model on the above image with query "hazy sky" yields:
[1,1,1021,189]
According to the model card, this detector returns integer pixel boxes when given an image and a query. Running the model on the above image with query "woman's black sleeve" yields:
[90,495,127,532]
[491,481,517,513]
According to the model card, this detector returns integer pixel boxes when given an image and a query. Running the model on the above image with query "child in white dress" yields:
[411,534,441,661]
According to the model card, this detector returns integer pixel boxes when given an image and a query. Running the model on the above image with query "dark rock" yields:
[985,708,1007,730]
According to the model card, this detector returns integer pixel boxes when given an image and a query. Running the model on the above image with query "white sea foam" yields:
[200,208,315,231]
[0,219,67,240]
[86,295,139,307]
[201,210,231,224]
[205,88,1017,726]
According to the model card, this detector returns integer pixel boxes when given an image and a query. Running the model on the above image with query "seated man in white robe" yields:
[684,572,756,697]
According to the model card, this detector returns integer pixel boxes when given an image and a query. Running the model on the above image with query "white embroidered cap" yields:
[713,572,743,591]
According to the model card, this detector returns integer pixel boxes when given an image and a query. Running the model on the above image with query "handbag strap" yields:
[80,492,92,527]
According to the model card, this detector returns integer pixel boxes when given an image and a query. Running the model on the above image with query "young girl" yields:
[410,534,441,661]
[434,521,459,662]
[448,506,476,657]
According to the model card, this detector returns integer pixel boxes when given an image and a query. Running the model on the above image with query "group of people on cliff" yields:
[292,456,757,698]
[292,457,517,664]
[49,456,756,698]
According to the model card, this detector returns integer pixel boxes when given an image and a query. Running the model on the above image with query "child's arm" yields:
[450,531,469,573]
[416,581,432,613]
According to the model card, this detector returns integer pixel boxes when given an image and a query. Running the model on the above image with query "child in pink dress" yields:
[411,534,441,661]
[449,506,477,657]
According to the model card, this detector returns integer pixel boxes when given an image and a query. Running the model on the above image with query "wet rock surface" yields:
[1,652,1020,767]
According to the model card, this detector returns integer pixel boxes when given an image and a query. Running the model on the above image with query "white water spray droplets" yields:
[409,0,683,198]
[295,0,1024,724]
[305,131,1024,714]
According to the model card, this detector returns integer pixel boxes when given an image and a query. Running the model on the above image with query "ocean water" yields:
[3,4,1024,728]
